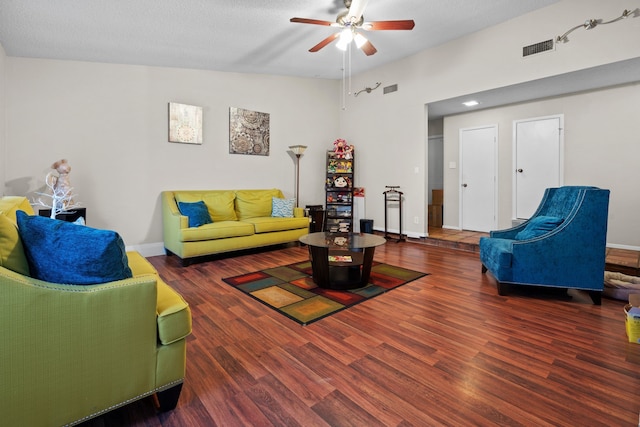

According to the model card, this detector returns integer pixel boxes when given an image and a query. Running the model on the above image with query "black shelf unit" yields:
[325,150,354,232]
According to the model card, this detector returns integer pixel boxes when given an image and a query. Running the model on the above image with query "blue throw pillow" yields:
[272,197,295,218]
[16,211,133,285]
[178,201,212,227]
[515,216,564,240]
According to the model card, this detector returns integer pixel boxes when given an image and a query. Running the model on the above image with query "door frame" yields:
[512,114,564,221]
[458,124,498,232]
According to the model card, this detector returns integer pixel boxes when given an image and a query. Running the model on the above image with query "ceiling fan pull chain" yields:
[341,50,347,110]
[348,43,353,97]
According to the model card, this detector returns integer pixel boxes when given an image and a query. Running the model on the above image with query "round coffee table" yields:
[299,232,387,290]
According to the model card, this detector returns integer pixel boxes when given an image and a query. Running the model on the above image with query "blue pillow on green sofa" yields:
[178,201,212,227]
[16,211,132,285]
[515,216,564,240]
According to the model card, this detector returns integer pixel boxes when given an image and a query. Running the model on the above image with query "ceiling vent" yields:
[522,39,554,57]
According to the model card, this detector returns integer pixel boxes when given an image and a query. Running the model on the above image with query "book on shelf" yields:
[328,255,352,262]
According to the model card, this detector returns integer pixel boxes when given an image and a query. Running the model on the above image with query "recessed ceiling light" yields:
[463,100,479,107]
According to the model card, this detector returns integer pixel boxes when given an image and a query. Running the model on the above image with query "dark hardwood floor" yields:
[81,241,640,426]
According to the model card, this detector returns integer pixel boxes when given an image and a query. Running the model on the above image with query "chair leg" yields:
[497,281,510,296]
[156,383,183,412]
[588,291,602,305]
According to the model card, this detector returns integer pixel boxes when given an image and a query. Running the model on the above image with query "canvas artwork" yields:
[168,102,203,144]
[229,107,270,156]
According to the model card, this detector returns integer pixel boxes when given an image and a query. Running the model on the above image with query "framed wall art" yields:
[168,102,203,144]
[229,107,270,156]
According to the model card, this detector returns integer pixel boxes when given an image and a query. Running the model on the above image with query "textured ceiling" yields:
[0,0,560,79]
[2,1,638,118]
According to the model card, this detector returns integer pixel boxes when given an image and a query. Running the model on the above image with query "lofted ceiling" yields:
[1,0,638,118]
[0,0,560,80]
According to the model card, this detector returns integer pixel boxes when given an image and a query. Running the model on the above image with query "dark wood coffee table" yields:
[299,232,387,290]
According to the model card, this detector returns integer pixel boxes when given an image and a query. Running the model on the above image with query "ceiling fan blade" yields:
[290,17,334,26]
[346,0,369,23]
[362,20,415,31]
[309,33,340,52]
[359,40,377,56]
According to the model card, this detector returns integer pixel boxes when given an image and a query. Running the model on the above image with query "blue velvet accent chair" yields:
[479,186,610,304]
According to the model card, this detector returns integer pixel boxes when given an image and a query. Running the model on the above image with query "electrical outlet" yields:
[414,216,419,224]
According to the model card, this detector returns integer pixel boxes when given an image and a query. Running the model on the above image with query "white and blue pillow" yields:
[271,197,295,218]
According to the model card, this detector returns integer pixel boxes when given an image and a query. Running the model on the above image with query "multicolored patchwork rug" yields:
[222,260,428,325]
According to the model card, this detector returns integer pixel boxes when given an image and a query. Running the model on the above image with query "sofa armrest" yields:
[157,281,192,344]
[162,192,189,256]
[294,207,304,218]
[0,266,160,426]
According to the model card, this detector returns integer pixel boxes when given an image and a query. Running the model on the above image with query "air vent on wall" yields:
[522,39,554,57]
[383,84,398,94]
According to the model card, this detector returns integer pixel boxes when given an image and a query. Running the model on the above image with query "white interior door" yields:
[460,125,497,232]
[513,115,564,219]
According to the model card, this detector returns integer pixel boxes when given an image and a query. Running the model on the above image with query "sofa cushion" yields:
[272,197,295,218]
[175,191,238,222]
[479,237,513,269]
[16,211,133,285]
[235,189,282,220]
[0,214,30,275]
[126,250,159,277]
[180,220,255,242]
[515,216,564,240]
[245,216,309,233]
[202,192,238,221]
[178,201,213,228]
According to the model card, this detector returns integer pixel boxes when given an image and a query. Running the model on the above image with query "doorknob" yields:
[462,183,468,187]
[517,169,523,173]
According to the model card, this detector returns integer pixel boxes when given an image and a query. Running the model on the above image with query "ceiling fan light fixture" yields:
[354,33,368,48]
[336,28,353,50]
[340,28,354,43]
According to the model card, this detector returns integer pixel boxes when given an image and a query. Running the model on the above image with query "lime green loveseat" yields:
[162,189,309,265]
[0,197,192,426]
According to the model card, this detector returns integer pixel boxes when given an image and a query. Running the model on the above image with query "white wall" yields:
[443,82,640,248]
[338,0,640,246]
[0,42,6,192]
[4,58,339,254]
[3,0,640,251]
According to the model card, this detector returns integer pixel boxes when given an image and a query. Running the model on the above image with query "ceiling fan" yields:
[290,0,415,56]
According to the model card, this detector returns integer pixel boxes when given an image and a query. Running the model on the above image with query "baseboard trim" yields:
[607,243,640,251]
[126,242,166,257]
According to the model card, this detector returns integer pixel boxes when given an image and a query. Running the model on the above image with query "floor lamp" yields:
[288,145,307,207]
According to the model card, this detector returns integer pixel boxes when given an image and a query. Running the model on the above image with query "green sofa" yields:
[0,197,192,426]
[162,189,309,265]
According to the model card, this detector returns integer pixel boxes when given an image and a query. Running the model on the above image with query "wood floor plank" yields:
[77,241,640,426]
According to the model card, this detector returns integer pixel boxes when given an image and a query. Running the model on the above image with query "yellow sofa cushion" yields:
[175,191,237,222]
[245,216,310,233]
[235,189,282,220]
[0,215,30,276]
[0,196,35,218]
[180,221,255,242]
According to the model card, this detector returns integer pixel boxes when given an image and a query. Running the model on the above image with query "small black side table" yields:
[39,208,87,224]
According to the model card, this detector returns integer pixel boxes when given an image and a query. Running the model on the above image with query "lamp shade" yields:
[289,145,307,156]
